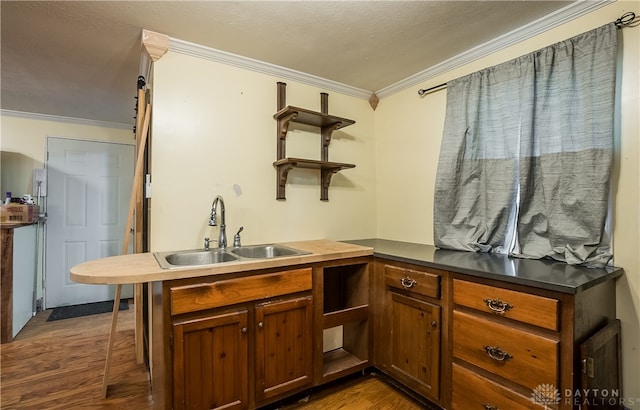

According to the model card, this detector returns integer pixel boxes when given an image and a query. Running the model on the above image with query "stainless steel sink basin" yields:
[229,244,309,259]
[154,249,238,269]
[154,244,309,269]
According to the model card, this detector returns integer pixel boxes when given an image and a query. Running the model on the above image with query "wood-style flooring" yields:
[1,302,424,409]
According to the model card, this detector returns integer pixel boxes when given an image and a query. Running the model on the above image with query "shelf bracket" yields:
[320,168,340,201]
[321,122,342,147]
[277,111,299,140]
[275,162,296,200]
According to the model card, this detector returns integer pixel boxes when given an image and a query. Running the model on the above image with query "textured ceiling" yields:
[1,1,575,126]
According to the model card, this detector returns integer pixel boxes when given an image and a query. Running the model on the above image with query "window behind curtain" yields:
[434,23,618,268]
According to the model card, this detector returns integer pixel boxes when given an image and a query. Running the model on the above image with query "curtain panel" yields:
[434,23,618,267]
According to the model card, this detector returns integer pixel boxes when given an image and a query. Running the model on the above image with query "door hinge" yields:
[582,357,595,378]
[169,333,173,348]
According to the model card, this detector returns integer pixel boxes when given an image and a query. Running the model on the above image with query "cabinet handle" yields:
[482,404,499,410]
[482,297,513,314]
[483,345,512,362]
[400,276,417,289]
[258,321,263,328]
[241,327,247,334]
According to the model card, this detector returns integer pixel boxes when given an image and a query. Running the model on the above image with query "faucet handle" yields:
[233,226,244,247]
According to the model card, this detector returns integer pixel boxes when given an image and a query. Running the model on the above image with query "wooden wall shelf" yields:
[274,82,356,201]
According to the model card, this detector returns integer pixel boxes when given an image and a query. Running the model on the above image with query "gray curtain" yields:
[434,23,617,267]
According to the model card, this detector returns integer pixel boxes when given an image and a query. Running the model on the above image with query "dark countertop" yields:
[345,239,624,294]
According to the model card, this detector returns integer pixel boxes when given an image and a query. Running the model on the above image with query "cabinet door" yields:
[255,296,313,403]
[387,292,441,401]
[173,310,249,410]
[580,319,622,410]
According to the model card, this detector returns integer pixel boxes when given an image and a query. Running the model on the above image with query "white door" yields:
[45,138,134,308]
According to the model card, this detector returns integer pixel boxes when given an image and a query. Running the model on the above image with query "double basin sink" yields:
[154,244,309,269]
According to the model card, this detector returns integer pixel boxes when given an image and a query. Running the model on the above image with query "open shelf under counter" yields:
[323,305,369,329]
[322,347,369,381]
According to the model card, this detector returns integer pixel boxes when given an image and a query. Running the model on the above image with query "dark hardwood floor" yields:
[0,302,424,409]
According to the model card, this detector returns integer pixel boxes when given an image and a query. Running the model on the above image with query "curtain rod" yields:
[417,12,637,97]
[417,83,446,96]
[615,11,637,28]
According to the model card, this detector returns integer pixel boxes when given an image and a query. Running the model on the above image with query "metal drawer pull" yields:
[483,345,512,362]
[241,327,247,334]
[483,297,513,314]
[483,404,499,410]
[400,276,417,289]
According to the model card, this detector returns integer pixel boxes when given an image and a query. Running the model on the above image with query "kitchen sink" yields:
[154,249,238,269]
[229,244,309,259]
[154,244,309,269]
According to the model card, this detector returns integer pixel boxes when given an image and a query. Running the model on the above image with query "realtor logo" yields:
[532,384,561,406]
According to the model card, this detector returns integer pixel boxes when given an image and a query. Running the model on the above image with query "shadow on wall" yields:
[1,151,41,199]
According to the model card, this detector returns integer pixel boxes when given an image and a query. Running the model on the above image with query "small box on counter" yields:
[0,204,40,223]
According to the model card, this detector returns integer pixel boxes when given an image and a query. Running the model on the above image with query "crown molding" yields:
[1,109,132,130]
[168,37,373,100]
[375,0,613,98]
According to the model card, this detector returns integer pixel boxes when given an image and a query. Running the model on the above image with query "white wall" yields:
[375,1,640,405]
[149,52,377,251]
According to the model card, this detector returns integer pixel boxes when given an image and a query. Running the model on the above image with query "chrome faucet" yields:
[209,195,227,249]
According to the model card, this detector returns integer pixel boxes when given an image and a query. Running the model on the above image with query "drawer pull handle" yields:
[483,297,513,314]
[483,345,512,362]
[258,321,264,328]
[400,277,417,289]
[483,404,499,410]
[241,327,247,334]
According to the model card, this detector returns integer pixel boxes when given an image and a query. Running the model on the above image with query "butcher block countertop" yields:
[70,239,373,285]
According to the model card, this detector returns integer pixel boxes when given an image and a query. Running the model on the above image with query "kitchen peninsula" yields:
[70,238,623,409]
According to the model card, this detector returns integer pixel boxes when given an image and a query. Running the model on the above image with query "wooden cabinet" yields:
[172,296,313,410]
[154,267,314,410]
[172,309,249,410]
[255,296,313,403]
[369,249,619,410]
[388,292,441,400]
[374,260,447,405]
[450,276,617,410]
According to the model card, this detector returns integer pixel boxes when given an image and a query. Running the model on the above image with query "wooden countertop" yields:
[70,239,373,285]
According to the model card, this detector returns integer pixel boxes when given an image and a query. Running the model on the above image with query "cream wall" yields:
[0,113,135,300]
[1,113,134,196]
[149,52,377,252]
[375,1,639,405]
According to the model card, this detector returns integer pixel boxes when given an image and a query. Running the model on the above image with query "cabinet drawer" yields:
[453,310,558,391]
[454,279,559,330]
[170,268,312,315]
[452,363,549,410]
[385,265,440,299]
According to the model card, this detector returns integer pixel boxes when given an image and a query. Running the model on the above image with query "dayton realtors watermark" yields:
[531,384,639,407]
